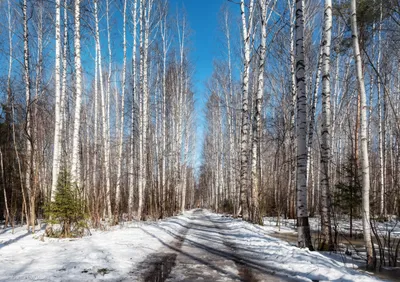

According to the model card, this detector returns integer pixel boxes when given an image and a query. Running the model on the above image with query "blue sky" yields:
[169,0,227,170]
[0,0,230,173]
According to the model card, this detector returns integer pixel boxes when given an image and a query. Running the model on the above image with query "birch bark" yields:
[319,0,333,251]
[105,0,112,217]
[71,0,82,189]
[129,0,138,219]
[115,0,127,223]
[23,0,34,232]
[239,0,254,219]
[51,0,62,201]
[295,0,313,250]
[250,0,268,224]
[350,0,375,269]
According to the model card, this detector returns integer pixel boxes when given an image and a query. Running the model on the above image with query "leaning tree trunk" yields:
[350,0,375,270]
[319,0,333,251]
[295,0,313,250]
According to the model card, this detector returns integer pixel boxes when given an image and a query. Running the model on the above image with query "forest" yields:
[1,0,400,279]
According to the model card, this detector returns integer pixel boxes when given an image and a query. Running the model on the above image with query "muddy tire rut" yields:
[131,220,191,282]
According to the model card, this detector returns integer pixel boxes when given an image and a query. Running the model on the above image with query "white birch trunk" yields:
[238,0,254,219]
[51,0,62,201]
[23,0,33,232]
[250,0,269,224]
[93,29,99,221]
[137,0,143,218]
[60,0,68,155]
[319,0,333,251]
[306,43,323,189]
[105,0,112,217]
[288,0,296,218]
[71,0,82,188]
[94,0,111,218]
[350,0,374,269]
[115,0,127,222]
[160,8,169,217]
[224,10,236,211]
[377,3,385,217]
[295,0,313,250]
[129,0,138,219]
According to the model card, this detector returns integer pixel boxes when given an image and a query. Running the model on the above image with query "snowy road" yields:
[131,209,292,281]
[129,210,381,282]
[0,209,383,281]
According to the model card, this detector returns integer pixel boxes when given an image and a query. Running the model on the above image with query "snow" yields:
[264,216,400,239]
[0,210,386,281]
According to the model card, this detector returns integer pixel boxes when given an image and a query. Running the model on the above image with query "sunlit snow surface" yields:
[0,210,383,281]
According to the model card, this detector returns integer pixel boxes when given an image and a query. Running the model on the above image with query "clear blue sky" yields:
[170,0,227,171]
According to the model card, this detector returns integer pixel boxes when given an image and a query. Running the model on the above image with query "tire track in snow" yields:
[208,214,257,282]
[128,218,191,281]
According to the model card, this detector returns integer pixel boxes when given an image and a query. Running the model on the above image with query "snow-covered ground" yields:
[0,210,387,281]
[264,216,400,239]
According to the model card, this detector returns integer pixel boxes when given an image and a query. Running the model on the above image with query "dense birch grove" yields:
[1,0,400,271]
[198,0,400,269]
[0,0,196,229]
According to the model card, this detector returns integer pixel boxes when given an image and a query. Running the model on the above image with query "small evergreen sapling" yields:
[45,171,88,237]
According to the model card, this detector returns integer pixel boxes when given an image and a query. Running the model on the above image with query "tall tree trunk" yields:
[306,43,323,191]
[51,0,62,201]
[319,0,333,251]
[288,0,296,219]
[138,0,145,220]
[105,0,112,217]
[377,2,385,217]
[224,9,235,213]
[129,0,138,220]
[92,8,99,224]
[61,0,68,159]
[350,0,375,269]
[295,0,313,250]
[250,0,268,224]
[115,0,127,223]
[71,0,82,189]
[23,0,34,232]
[160,6,168,218]
[0,150,10,227]
[238,0,254,219]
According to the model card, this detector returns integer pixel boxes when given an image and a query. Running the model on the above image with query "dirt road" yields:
[131,209,296,282]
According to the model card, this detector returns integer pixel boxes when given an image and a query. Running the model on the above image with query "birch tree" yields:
[138,0,145,220]
[239,0,254,219]
[376,2,385,217]
[114,0,127,223]
[159,3,170,217]
[223,8,236,213]
[350,0,374,269]
[23,0,35,233]
[129,0,138,220]
[319,0,333,251]
[250,0,268,224]
[295,0,313,250]
[71,0,82,188]
[51,0,62,202]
